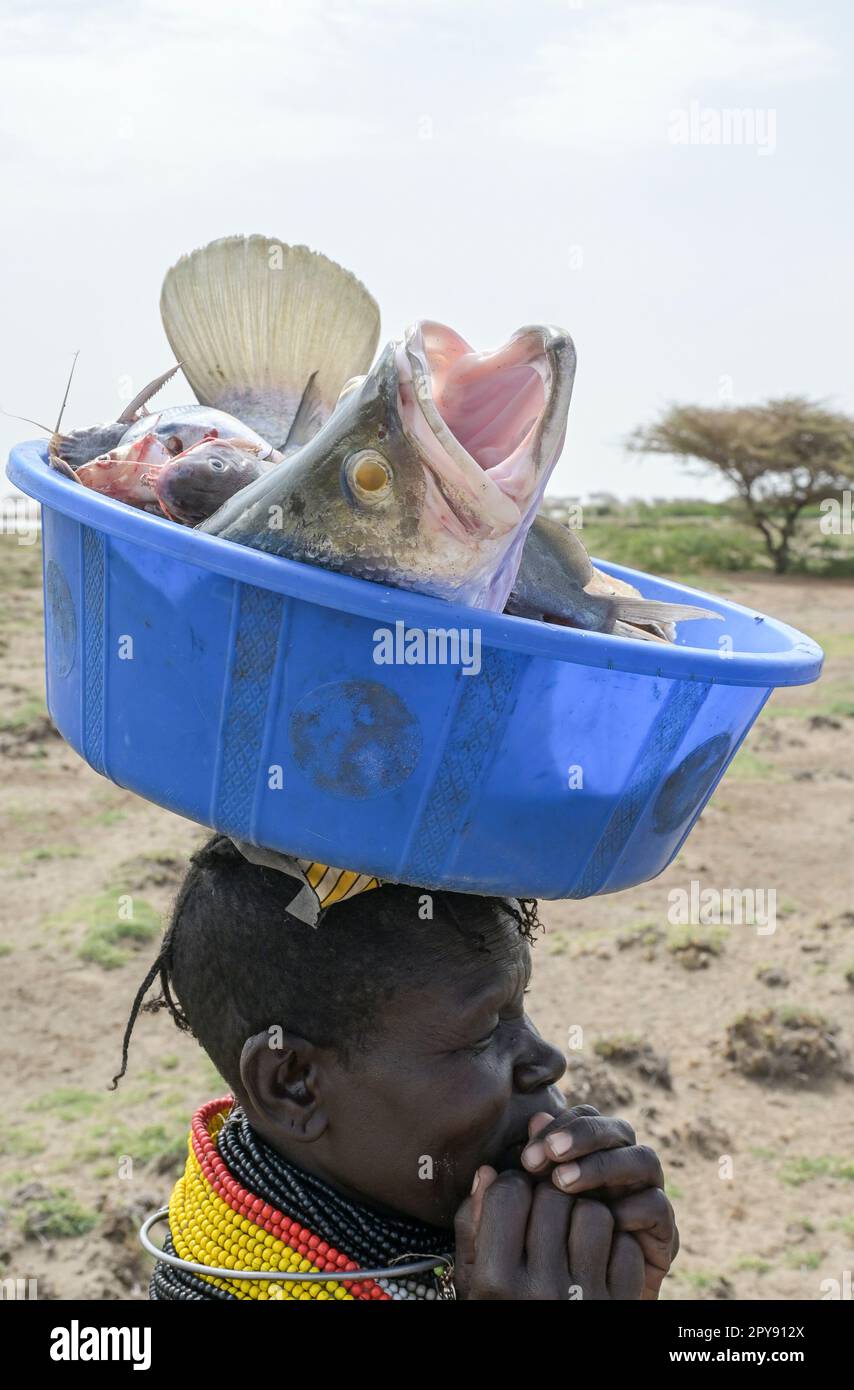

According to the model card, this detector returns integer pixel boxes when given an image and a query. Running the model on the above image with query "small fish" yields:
[201,320,577,611]
[48,365,181,472]
[76,433,173,511]
[53,401,282,474]
[508,514,721,640]
[154,437,272,526]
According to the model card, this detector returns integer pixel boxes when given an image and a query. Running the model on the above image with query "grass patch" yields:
[45,891,160,969]
[666,925,726,955]
[750,1146,776,1161]
[0,697,47,733]
[18,1188,97,1240]
[582,517,763,576]
[728,748,778,781]
[24,845,82,863]
[577,506,854,579]
[0,1126,45,1159]
[766,692,854,721]
[28,1088,102,1122]
[84,809,128,829]
[734,1256,771,1274]
[807,633,854,660]
[785,1249,824,1270]
[683,1270,719,1291]
[780,1155,854,1187]
[594,1034,643,1060]
[75,1121,187,1171]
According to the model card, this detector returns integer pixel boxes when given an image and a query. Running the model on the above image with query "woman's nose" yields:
[513,1030,566,1093]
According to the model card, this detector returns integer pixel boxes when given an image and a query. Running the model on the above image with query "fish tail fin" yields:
[159,236,380,449]
[612,598,723,626]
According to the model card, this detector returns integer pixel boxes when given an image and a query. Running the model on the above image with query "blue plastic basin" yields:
[8,440,823,899]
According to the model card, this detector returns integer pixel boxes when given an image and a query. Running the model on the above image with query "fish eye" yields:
[345,450,392,503]
[209,457,225,471]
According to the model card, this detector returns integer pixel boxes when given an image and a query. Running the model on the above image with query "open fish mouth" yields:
[397,321,575,542]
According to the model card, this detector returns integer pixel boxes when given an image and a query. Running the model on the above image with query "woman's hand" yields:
[453,1168,645,1300]
[520,1106,679,1299]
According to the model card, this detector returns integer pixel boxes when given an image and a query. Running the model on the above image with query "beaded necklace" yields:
[149,1098,455,1301]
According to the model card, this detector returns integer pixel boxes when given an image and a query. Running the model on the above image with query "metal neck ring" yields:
[140,1207,453,1284]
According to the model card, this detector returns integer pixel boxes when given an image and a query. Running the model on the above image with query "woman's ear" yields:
[238,1030,329,1144]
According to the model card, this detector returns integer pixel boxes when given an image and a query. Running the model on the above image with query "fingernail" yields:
[554,1162,581,1190]
[548,1132,573,1158]
[521,1141,544,1169]
[471,1170,480,1194]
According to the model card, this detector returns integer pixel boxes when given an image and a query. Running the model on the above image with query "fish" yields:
[52,400,282,474]
[507,514,722,640]
[75,433,174,511]
[50,234,381,476]
[48,365,182,473]
[200,320,577,611]
[159,235,380,449]
[154,437,273,526]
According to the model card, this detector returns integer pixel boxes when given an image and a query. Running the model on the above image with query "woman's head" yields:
[118,836,567,1226]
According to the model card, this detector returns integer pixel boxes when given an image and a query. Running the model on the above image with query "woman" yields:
[116,836,677,1301]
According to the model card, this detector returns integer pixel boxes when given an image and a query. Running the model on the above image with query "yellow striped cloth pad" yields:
[296,860,380,909]
[231,839,381,924]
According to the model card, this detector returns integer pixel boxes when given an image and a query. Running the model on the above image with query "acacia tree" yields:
[629,397,854,573]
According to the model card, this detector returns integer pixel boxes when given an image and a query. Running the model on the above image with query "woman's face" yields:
[288,910,568,1227]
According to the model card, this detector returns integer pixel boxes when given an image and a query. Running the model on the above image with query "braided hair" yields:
[112,834,541,1090]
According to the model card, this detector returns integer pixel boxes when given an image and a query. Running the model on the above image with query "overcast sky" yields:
[2,0,851,500]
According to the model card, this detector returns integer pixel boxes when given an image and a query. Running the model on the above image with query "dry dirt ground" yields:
[1,538,852,1302]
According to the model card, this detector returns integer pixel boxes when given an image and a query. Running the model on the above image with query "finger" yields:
[455,1166,498,1268]
[522,1113,635,1174]
[567,1197,613,1299]
[607,1231,646,1300]
[470,1164,498,1241]
[611,1188,677,1299]
[552,1143,664,1197]
[473,1170,533,1297]
[525,1182,574,1297]
[611,1187,675,1246]
[527,1111,555,1142]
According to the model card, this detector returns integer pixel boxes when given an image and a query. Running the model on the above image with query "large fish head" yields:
[202,321,576,608]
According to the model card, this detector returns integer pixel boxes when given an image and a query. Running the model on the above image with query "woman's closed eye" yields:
[460,982,531,1054]
[467,1005,528,1054]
